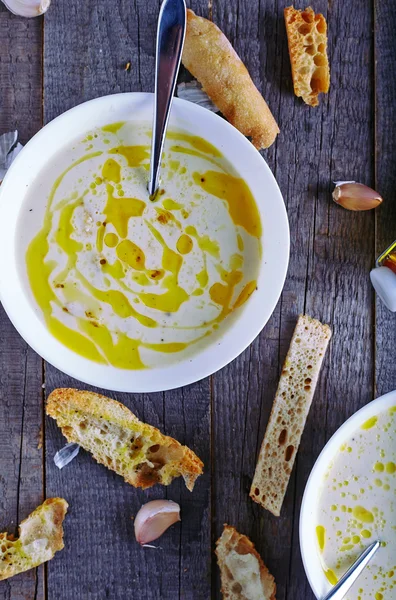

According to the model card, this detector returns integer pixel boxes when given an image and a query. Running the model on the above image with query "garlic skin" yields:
[332,182,383,211]
[54,442,80,469]
[134,500,180,545]
[0,131,23,183]
[177,81,219,113]
[1,0,50,18]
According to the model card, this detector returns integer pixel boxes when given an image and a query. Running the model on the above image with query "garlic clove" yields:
[332,182,383,211]
[134,500,180,545]
[1,0,50,18]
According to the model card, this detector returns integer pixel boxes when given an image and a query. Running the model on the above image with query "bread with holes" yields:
[216,525,276,599]
[46,388,203,491]
[0,498,68,581]
[182,9,279,149]
[284,6,330,106]
[250,315,331,516]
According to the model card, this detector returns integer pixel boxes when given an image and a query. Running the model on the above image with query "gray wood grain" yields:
[211,1,375,599]
[210,1,301,598]
[0,7,43,142]
[43,1,211,598]
[0,6,44,599]
[0,0,387,598]
[288,1,376,597]
[43,0,158,123]
[0,307,45,600]
[209,2,292,597]
[374,0,396,396]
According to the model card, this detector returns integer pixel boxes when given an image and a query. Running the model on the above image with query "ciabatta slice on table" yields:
[0,498,68,581]
[46,388,203,491]
[216,525,276,600]
[284,6,330,106]
[250,315,331,516]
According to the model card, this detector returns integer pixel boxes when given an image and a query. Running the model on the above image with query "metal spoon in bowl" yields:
[322,540,380,600]
[148,0,186,200]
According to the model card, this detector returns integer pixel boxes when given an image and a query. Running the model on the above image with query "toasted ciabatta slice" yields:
[250,315,331,516]
[284,6,330,106]
[182,9,279,149]
[46,388,203,491]
[0,498,68,581]
[216,525,276,600]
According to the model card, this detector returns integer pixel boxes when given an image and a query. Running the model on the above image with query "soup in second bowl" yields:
[316,405,396,600]
[18,122,261,369]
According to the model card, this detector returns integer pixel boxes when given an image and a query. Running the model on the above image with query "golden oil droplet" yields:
[104,232,118,248]
[324,569,338,585]
[353,506,374,523]
[316,525,326,551]
[362,416,378,429]
[176,234,193,255]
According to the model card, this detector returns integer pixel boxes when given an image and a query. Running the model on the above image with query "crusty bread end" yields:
[284,6,330,106]
[216,525,276,600]
[46,388,203,491]
[182,9,279,149]
[0,498,68,581]
[250,315,331,515]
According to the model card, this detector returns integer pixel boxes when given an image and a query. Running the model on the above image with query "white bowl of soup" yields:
[0,93,289,392]
[300,390,396,600]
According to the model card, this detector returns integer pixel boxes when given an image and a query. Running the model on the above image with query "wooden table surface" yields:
[1,1,396,599]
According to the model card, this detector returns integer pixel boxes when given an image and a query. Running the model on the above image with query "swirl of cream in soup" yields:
[19,123,262,369]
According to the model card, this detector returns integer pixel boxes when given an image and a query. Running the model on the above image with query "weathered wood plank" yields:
[0,310,45,600]
[0,7,43,142]
[286,1,375,598]
[163,381,211,600]
[45,379,170,600]
[0,6,44,599]
[0,0,374,599]
[43,0,158,123]
[43,0,211,598]
[211,1,375,599]
[44,380,208,600]
[374,0,396,396]
[210,1,291,598]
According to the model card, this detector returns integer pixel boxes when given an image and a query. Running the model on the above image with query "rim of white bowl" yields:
[300,389,396,599]
[0,92,289,393]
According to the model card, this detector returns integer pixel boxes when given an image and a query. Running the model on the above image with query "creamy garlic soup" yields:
[316,406,396,600]
[18,122,261,369]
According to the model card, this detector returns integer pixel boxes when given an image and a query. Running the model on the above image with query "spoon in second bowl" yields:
[322,540,380,600]
[148,0,186,200]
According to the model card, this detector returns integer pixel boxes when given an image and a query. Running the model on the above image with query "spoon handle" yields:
[148,0,186,198]
[322,541,380,600]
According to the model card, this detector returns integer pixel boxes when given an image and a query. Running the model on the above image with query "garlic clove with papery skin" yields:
[1,0,50,18]
[134,500,180,545]
[332,181,383,211]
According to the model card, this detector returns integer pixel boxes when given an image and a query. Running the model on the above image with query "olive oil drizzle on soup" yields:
[316,406,396,600]
[20,123,262,369]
